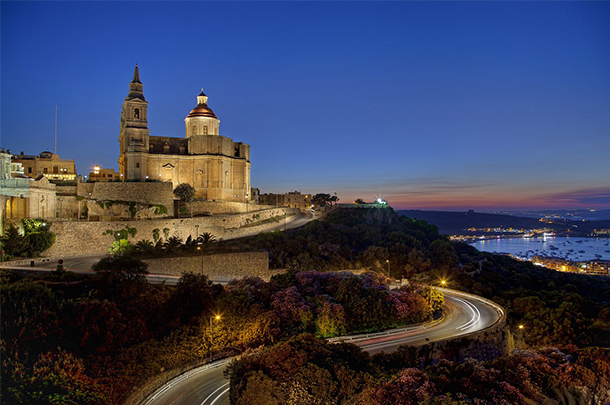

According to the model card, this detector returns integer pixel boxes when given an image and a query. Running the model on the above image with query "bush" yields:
[24,231,56,255]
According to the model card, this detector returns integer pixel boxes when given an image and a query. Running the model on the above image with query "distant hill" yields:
[397,210,609,236]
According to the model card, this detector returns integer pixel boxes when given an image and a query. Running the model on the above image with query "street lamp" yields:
[518,324,524,330]
[386,259,390,279]
[195,224,200,240]
[116,232,121,255]
[197,245,204,275]
[441,279,447,287]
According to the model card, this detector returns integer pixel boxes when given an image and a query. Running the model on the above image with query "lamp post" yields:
[386,259,390,279]
[116,232,121,255]
[197,245,204,275]
[441,279,447,287]
[195,224,200,240]
[283,212,286,231]
[245,193,249,213]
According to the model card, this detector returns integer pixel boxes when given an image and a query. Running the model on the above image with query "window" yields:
[53,166,59,174]
[134,108,140,119]
[203,126,208,135]
[136,163,140,168]
[43,168,48,174]
[28,167,32,174]
[193,126,196,135]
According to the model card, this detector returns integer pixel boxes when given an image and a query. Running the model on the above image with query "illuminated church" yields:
[118,65,251,202]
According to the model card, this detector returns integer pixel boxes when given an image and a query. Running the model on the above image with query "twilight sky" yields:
[2,1,609,211]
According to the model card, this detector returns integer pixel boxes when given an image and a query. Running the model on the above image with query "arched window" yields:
[193,126,196,135]
[203,126,208,135]
[134,108,140,119]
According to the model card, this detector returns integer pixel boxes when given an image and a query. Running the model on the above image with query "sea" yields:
[471,236,610,262]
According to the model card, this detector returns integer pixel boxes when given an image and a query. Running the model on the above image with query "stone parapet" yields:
[142,251,270,281]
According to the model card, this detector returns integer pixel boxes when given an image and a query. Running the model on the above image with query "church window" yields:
[134,108,140,119]
[203,126,208,135]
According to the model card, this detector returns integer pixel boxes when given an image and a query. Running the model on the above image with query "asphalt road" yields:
[142,290,503,405]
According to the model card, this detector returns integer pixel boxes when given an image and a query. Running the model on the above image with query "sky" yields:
[2,1,609,211]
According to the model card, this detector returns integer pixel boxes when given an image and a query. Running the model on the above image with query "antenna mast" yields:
[54,105,58,155]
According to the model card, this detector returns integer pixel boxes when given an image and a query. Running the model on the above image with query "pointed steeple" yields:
[125,64,145,101]
[132,64,142,84]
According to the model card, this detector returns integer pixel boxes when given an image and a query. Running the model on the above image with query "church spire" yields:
[125,64,145,101]
[132,64,141,84]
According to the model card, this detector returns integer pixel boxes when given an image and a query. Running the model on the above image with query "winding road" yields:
[141,289,504,405]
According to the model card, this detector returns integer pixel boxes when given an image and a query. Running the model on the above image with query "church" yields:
[118,65,251,202]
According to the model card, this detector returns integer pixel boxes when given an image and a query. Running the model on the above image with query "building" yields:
[118,65,251,202]
[259,191,312,211]
[1,149,57,231]
[12,151,76,181]
[88,166,121,182]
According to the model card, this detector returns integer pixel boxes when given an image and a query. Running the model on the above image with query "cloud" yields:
[540,188,610,207]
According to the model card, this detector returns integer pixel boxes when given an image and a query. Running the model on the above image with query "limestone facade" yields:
[118,65,251,202]
[12,151,76,181]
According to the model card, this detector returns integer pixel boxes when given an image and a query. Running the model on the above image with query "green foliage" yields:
[0,224,26,256]
[153,205,167,215]
[1,220,56,257]
[109,239,135,255]
[91,255,149,301]
[134,239,154,254]
[420,287,445,314]
[25,231,56,255]
[173,183,195,202]
[152,228,160,242]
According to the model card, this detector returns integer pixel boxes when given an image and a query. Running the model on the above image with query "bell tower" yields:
[119,64,150,181]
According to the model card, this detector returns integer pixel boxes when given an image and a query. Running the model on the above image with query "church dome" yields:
[186,105,218,119]
[186,90,218,119]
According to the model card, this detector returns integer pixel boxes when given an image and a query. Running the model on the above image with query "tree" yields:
[173,183,196,202]
[174,183,195,218]
[312,193,332,207]
[354,198,366,204]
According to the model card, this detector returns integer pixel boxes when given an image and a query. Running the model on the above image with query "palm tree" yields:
[135,239,154,254]
[197,232,217,247]
[164,236,183,254]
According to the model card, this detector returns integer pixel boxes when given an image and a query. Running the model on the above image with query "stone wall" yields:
[91,182,174,208]
[142,252,270,280]
[186,201,276,215]
[43,207,299,259]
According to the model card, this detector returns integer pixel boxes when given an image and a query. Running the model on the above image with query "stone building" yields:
[12,151,76,181]
[1,149,57,231]
[118,65,251,202]
[88,166,120,182]
[259,190,312,211]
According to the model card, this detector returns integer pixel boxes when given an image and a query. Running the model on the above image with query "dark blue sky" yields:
[2,1,609,210]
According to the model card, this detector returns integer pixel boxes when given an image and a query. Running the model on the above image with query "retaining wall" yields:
[43,207,299,259]
[142,252,270,281]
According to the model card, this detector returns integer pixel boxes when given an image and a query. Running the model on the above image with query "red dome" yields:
[187,104,217,119]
